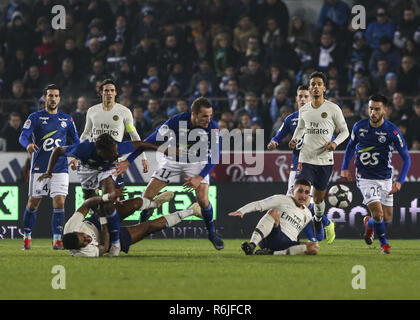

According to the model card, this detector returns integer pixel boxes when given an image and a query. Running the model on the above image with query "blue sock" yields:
[384,221,390,229]
[23,207,37,237]
[106,210,120,245]
[373,219,388,246]
[201,204,215,236]
[308,204,330,226]
[367,217,375,228]
[52,208,65,240]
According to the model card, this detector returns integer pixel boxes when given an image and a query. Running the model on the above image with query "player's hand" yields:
[26,144,39,154]
[325,141,337,151]
[37,173,52,182]
[183,176,202,191]
[288,139,297,149]
[267,141,279,150]
[114,160,130,176]
[388,181,401,195]
[142,159,149,173]
[228,211,244,219]
[69,159,79,170]
[340,169,352,181]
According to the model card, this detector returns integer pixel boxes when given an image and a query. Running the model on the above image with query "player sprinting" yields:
[289,71,349,243]
[38,132,171,256]
[114,97,224,250]
[19,84,80,250]
[229,178,319,255]
[340,94,411,254]
[79,78,149,200]
[61,188,190,257]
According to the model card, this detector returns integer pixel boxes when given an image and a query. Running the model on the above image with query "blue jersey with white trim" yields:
[19,110,80,173]
[342,118,411,182]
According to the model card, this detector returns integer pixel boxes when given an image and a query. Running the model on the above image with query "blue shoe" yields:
[139,210,153,223]
[314,220,325,241]
[208,233,224,250]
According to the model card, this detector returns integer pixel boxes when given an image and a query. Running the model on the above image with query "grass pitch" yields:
[1,239,420,300]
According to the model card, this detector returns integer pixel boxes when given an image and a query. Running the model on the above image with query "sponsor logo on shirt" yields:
[23,120,31,129]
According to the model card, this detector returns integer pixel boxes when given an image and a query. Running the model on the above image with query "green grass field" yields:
[1,239,420,300]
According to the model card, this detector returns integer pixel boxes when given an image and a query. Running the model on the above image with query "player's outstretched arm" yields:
[76,189,126,216]
[37,146,68,181]
[229,195,284,218]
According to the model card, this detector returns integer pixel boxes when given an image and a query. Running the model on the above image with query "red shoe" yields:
[381,243,391,254]
[363,216,374,245]
[22,238,31,250]
[52,239,64,250]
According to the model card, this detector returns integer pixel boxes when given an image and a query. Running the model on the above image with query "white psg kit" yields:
[237,195,312,241]
[292,100,349,165]
[63,212,100,257]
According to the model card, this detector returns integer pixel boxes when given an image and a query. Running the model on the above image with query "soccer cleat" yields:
[108,243,121,257]
[208,233,224,250]
[314,220,325,241]
[381,243,391,254]
[52,239,64,250]
[153,191,175,208]
[241,241,256,255]
[22,238,31,250]
[363,216,374,245]
[188,202,202,218]
[324,219,336,244]
[255,248,274,255]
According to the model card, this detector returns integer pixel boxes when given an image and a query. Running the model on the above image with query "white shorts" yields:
[287,170,298,196]
[152,158,210,184]
[29,172,69,198]
[356,177,393,207]
[77,165,115,190]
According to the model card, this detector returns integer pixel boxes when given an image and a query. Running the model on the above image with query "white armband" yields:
[102,193,110,202]
[99,217,107,225]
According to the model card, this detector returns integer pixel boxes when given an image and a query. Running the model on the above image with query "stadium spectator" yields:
[142,76,163,99]
[264,29,300,73]
[189,59,218,96]
[288,15,314,47]
[365,7,396,50]
[0,112,25,151]
[167,63,190,97]
[84,18,108,49]
[368,36,401,73]
[212,33,238,78]
[33,16,52,47]
[132,104,151,137]
[167,98,189,118]
[115,0,141,30]
[233,15,259,53]
[202,0,230,27]
[317,0,351,31]
[401,39,420,64]
[221,78,245,113]
[190,36,213,73]
[58,38,89,71]
[84,0,114,32]
[162,81,182,110]
[389,92,413,122]
[347,31,371,73]
[86,38,107,65]
[5,79,34,119]
[7,48,29,83]
[86,59,109,93]
[269,85,293,124]
[228,0,259,29]
[131,35,158,79]
[23,65,49,98]
[108,15,132,51]
[120,80,136,101]
[369,58,389,93]
[381,72,399,98]
[257,0,289,39]
[131,6,160,44]
[336,104,361,150]
[54,12,85,49]
[353,81,371,118]
[270,105,293,143]
[237,112,252,132]
[106,39,128,77]
[262,17,283,52]
[238,35,264,69]
[238,57,267,96]
[157,34,185,76]
[2,0,32,24]
[2,11,33,55]
[408,97,420,146]
[325,77,341,98]
[0,56,8,94]
[189,79,218,110]
[233,91,262,123]
[71,96,90,135]
[313,32,345,73]
[54,58,83,102]
[393,8,419,49]
[397,55,420,96]
[220,110,235,130]
[115,61,136,89]
[143,98,165,127]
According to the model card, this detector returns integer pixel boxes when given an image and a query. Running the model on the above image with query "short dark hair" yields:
[62,233,81,250]
[294,178,311,188]
[43,84,61,96]
[95,133,116,151]
[309,71,327,86]
[369,93,388,106]
[191,97,212,114]
[297,85,309,92]
[99,78,119,94]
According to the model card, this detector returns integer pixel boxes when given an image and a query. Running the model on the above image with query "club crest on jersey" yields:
[378,135,386,143]
[321,112,328,118]
[61,121,67,128]
[113,115,119,121]
[23,119,31,129]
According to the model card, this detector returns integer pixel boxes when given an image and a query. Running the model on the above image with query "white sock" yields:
[273,244,307,255]
[140,198,153,210]
[314,201,325,222]
[164,209,193,228]
[250,213,275,245]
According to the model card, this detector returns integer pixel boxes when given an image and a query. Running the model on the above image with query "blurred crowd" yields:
[0,0,419,152]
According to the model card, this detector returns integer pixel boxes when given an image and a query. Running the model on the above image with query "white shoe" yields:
[153,191,174,207]
[108,243,121,257]
[188,202,202,218]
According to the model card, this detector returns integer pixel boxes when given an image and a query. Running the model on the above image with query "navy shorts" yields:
[86,214,132,254]
[296,163,333,190]
[259,225,300,251]
[114,174,125,189]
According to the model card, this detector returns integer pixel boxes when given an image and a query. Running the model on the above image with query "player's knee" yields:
[267,209,280,224]
[53,196,66,208]
[27,198,41,210]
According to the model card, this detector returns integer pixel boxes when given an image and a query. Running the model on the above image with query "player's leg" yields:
[22,196,42,250]
[139,178,168,223]
[51,195,66,249]
[255,242,319,255]
[366,201,389,253]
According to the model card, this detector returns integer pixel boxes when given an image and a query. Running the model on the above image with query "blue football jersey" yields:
[19,110,80,173]
[342,118,410,182]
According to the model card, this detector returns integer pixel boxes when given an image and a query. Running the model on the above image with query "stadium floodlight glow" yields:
[0,186,19,221]
[75,185,217,221]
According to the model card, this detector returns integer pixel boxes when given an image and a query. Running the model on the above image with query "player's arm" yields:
[340,126,358,180]
[302,223,317,242]
[37,146,68,181]
[98,220,110,256]
[76,189,125,216]
[68,117,81,145]
[228,195,285,218]
[268,115,292,150]
[19,114,38,153]
[290,111,305,149]
[327,107,349,151]
[79,109,92,141]
[389,127,412,194]
[124,109,148,163]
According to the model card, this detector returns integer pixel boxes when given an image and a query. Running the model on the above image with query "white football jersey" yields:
[63,212,100,257]
[237,194,312,241]
[292,100,349,165]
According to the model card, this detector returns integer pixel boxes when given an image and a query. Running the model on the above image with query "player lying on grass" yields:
[229,178,319,255]
[62,188,202,257]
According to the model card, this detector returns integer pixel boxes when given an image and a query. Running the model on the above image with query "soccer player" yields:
[61,188,189,257]
[289,71,349,243]
[38,132,171,256]
[79,78,148,199]
[229,179,319,255]
[114,97,224,250]
[340,94,411,254]
[19,84,80,250]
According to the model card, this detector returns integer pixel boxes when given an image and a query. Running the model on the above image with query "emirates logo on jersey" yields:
[113,115,119,121]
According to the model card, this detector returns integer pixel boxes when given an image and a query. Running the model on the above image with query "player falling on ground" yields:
[289,71,349,243]
[19,84,80,250]
[38,132,172,256]
[61,188,190,257]
[340,94,411,254]
[114,97,224,250]
[229,178,319,255]
[79,78,149,200]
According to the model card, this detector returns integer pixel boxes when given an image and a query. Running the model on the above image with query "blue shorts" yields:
[114,174,125,189]
[296,163,333,190]
[259,225,300,251]
[86,214,132,254]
